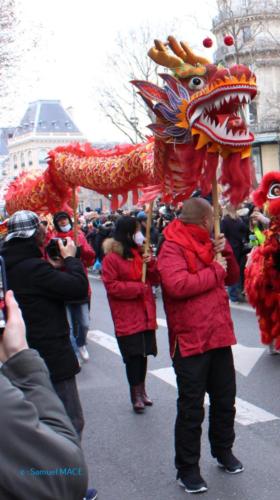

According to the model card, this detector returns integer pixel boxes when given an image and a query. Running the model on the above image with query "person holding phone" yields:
[1,210,88,437]
[0,290,91,500]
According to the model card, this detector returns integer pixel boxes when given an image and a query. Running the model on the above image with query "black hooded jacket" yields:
[1,238,88,382]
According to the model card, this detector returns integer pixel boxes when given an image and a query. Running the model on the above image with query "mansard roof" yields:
[13,100,81,137]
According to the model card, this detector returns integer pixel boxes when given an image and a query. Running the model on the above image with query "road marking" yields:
[156,318,264,377]
[88,329,279,426]
[150,367,279,426]
[89,273,101,281]
[230,303,254,312]
[88,329,119,355]
[157,318,167,328]
[232,343,265,377]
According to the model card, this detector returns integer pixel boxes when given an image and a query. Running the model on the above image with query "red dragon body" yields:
[5,36,257,214]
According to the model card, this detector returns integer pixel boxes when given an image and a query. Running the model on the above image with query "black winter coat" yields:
[220,215,249,263]
[1,238,88,382]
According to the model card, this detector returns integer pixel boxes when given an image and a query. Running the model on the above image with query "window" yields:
[243,26,251,43]
[252,146,263,183]
[39,149,48,165]
[249,102,258,125]
[20,152,25,168]
[28,150,32,166]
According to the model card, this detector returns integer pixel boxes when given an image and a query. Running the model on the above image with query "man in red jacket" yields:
[157,197,243,495]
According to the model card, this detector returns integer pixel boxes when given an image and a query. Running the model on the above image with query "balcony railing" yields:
[213,2,280,27]
[251,120,280,134]
[214,39,280,62]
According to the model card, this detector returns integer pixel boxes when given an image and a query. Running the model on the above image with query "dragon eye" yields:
[188,77,205,90]
[268,183,280,199]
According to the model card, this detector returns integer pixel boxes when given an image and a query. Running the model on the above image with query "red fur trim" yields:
[245,220,280,346]
[200,152,219,195]
[220,154,252,205]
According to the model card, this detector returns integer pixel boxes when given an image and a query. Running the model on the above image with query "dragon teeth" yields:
[200,114,250,141]
[204,91,251,113]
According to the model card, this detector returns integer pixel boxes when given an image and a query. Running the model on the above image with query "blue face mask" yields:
[59,223,71,233]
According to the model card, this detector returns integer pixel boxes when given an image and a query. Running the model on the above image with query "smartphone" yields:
[0,256,7,334]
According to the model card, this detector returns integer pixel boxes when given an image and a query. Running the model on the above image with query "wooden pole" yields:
[212,174,221,255]
[142,200,154,283]
[72,187,78,244]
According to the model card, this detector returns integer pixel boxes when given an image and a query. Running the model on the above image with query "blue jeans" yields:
[66,303,90,354]
[228,282,242,302]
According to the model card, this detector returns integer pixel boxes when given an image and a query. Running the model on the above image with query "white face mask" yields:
[59,223,71,233]
[236,208,249,217]
[133,230,145,245]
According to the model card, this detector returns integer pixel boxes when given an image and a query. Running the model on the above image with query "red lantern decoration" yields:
[224,35,234,46]
[203,37,213,48]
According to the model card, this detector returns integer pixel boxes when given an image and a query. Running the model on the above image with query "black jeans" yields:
[173,346,236,475]
[125,355,147,386]
[53,376,85,439]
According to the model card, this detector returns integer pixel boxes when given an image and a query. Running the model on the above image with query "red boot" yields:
[140,382,153,406]
[130,385,145,413]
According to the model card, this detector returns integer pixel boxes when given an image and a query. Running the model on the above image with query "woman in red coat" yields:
[102,216,159,413]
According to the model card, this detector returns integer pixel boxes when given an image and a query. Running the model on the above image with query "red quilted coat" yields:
[157,238,239,358]
[102,239,159,337]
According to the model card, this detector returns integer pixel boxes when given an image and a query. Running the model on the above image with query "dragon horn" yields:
[167,36,210,66]
[180,40,210,66]
[148,39,184,69]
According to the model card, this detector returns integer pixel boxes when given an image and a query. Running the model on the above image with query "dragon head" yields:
[253,171,280,217]
[133,36,257,150]
[132,36,257,205]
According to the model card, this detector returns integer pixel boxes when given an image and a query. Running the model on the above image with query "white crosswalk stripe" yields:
[156,317,265,377]
[87,329,279,426]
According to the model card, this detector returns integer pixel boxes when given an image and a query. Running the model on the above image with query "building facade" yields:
[2,99,114,212]
[7,100,87,179]
[212,0,280,179]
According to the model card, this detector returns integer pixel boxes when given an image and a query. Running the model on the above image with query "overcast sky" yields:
[3,0,218,142]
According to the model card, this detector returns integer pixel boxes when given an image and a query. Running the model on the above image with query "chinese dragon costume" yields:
[245,172,280,348]
[5,36,257,214]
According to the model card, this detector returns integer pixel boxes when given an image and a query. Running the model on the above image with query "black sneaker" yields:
[216,451,244,474]
[177,467,208,494]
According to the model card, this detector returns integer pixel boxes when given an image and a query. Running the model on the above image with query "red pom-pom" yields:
[224,35,234,46]
[203,37,213,48]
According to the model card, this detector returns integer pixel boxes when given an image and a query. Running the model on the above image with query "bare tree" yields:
[94,20,191,144]
[0,1,50,125]
[213,0,266,64]
[0,0,17,98]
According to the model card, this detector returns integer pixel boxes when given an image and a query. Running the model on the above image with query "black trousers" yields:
[125,355,147,386]
[53,376,85,439]
[173,346,236,474]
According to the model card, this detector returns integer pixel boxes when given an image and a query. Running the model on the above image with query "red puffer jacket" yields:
[157,240,238,358]
[102,239,159,337]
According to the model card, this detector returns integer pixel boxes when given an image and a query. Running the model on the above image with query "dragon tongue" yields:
[217,114,230,125]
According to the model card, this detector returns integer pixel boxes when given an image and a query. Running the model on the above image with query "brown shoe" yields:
[130,385,145,413]
[140,382,153,406]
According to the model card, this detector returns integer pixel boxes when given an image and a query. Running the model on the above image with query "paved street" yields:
[78,275,280,500]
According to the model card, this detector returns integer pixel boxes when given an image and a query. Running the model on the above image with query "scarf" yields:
[163,219,214,273]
